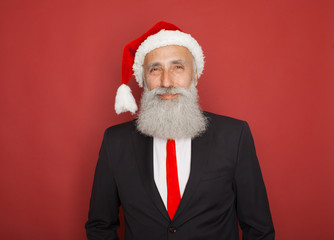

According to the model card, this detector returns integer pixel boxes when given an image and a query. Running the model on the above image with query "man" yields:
[85,21,275,240]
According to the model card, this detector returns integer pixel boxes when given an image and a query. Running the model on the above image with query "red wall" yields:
[1,0,333,239]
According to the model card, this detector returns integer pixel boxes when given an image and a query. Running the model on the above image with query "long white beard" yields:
[136,83,208,139]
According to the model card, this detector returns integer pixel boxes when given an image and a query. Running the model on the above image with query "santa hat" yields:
[115,21,205,114]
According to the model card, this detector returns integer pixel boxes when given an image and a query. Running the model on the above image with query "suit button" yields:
[169,227,177,233]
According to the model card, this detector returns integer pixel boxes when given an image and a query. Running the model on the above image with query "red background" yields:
[1,0,333,239]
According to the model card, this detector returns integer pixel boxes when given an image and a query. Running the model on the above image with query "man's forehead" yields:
[144,45,194,64]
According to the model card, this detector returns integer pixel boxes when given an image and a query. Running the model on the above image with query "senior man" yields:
[85,21,275,240]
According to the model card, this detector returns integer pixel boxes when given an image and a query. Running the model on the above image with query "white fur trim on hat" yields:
[133,30,205,87]
[114,84,138,114]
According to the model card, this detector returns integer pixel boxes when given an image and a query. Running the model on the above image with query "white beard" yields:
[136,83,208,139]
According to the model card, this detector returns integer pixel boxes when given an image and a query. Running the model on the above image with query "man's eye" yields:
[176,65,183,69]
[150,67,159,72]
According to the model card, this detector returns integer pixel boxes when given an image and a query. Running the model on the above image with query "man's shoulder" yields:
[103,119,138,139]
[202,111,249,137]
[203,111,245,127]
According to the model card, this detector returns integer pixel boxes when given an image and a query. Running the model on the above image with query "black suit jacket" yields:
[85,112,275,239]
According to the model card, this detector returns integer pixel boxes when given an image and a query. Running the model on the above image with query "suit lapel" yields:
[131,130,170,222]
[172,128,212,223]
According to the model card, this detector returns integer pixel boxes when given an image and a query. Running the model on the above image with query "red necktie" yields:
[166,139,181,220]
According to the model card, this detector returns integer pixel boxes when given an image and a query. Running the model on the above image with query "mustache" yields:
[150,87,190,96]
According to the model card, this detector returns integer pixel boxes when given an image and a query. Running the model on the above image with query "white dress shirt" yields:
[153,137,191,209]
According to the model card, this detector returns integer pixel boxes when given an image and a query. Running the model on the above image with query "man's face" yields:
[143,45,198,100]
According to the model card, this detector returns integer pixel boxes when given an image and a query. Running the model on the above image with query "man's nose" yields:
[161,70,173,88]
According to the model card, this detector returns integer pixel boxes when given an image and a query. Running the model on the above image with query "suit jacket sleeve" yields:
[85,128,121,240]
[234,121,275,239]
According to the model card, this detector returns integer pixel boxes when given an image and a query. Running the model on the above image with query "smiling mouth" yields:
[159,94,179,100]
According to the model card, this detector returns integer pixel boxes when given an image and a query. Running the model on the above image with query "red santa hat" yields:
[115,21,205,114]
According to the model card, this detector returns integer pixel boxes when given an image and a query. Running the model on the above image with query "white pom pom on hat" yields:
[115,84,137,114]
[114,21,205,114]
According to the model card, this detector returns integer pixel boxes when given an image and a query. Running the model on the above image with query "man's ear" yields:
[142,73,148,89]
[194,71,198,86]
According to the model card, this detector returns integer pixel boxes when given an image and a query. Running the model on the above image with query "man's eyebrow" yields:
[147,62,161,69]
[171,59,185,65]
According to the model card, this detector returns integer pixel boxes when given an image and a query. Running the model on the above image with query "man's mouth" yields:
[158,94,179,100]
